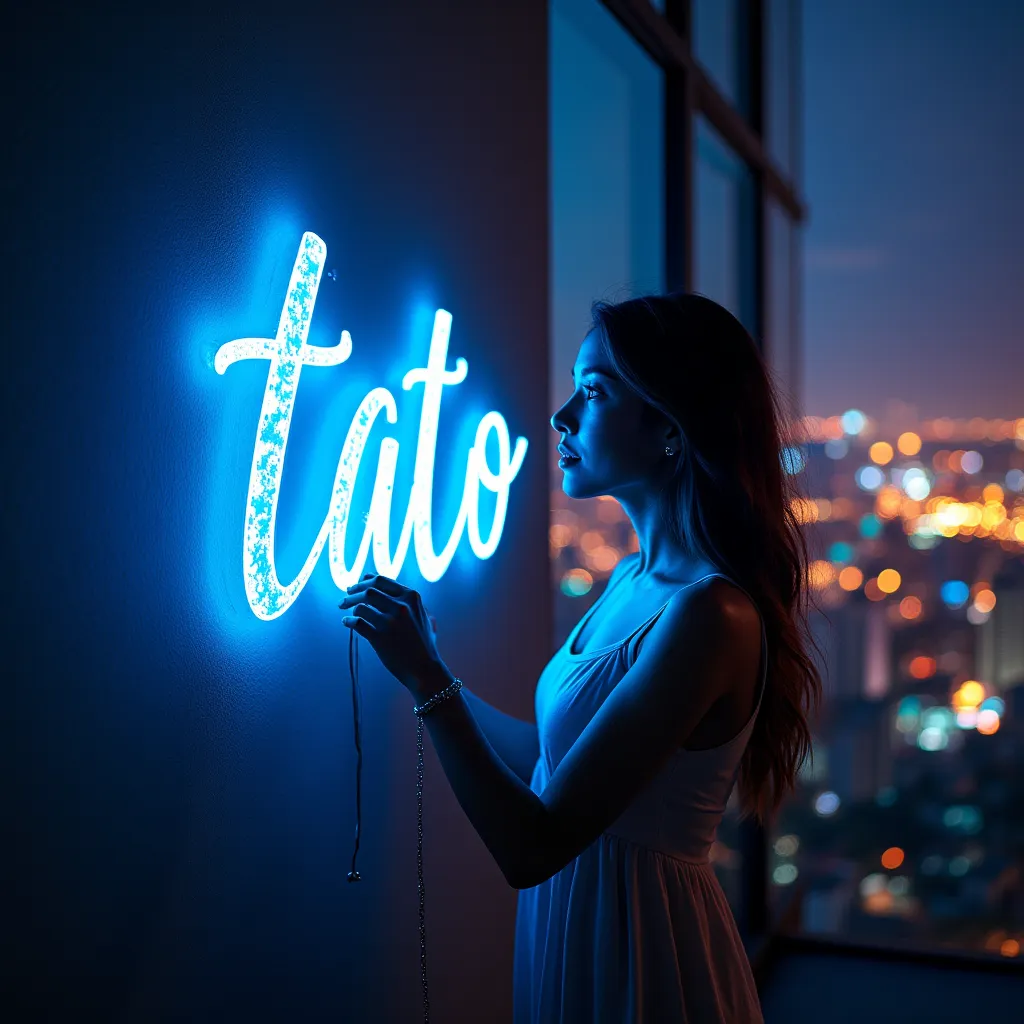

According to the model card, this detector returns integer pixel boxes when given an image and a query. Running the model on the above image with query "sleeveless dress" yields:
[513,572,766,1024]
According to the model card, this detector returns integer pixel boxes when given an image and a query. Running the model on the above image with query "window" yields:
[550,0,664,645]
[694,116,757,336]
[766,195,799,411]
[770,417,1024,955]
[694,0,751,119]
[767,0,799,183]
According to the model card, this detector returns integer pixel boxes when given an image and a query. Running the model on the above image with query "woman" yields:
[340,292,823,1023]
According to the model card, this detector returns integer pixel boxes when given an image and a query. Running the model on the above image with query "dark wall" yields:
[4,4,550,1021]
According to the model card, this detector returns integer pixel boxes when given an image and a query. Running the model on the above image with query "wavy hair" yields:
[591,292,826,825]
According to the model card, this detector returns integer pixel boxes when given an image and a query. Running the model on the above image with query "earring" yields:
[664,446,674,456]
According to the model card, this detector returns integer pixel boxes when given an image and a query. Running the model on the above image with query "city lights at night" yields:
[551,410,1024,962]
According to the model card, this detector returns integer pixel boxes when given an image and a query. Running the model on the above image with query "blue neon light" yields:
[215,231,528,619]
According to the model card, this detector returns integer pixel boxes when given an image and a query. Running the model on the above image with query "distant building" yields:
[977,559,1024,692]
[811,594,891,702]
[823,697,894,804]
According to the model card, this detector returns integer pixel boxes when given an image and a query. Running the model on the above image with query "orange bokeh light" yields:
[957,680,985,706]
[808,560,835,587]
[881,847,905,870]
[870,441,894,465]
[838,566,863,591]
[899,596,922,620]
[897,431,922,456]
[909,656,936,679]
[877,568,902,593]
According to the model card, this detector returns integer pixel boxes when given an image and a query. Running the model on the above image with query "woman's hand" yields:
[339,574,445,695]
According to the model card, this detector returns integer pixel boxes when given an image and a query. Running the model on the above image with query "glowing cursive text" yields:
[215,231,528,619]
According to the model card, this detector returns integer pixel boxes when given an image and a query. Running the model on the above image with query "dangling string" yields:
[346,627,363,883]
[346,627,432,1023]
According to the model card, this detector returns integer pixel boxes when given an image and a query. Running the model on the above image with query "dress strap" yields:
[628,573,768,720]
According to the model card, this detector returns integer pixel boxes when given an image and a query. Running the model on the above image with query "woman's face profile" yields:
[550,329,670,502]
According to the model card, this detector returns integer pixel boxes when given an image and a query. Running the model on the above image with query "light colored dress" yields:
[513,572,766,1023]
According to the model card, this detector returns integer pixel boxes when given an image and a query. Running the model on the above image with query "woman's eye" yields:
[583,384,600,400]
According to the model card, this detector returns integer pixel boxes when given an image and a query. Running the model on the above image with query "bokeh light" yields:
[808,560,836,588]
[560,568,593,597]
[859,513,884,539]
[881,847,905,870]
[814,791,841,816]
[824,438,849,460]
[772,864,799,885]
[856,465,886,491]
[908,655,936,679]
[877,568,902,593]
[961,450,983,474]
[869,441,894,465]
[954,680,985,708]
[940,580,970,608]
[901,467,932,500]
[976,709,1001,735]
[841,409,867,435]
[828,541,855,563]
[897,431,921,456]
[780,446,807,475]
[838,566,864,590]
[774,834,800,857]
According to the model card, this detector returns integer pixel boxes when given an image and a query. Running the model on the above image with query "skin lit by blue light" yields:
[215,231,528,619]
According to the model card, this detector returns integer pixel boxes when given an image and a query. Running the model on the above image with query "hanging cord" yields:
[346,627,363,884]
[346,629,433,1024]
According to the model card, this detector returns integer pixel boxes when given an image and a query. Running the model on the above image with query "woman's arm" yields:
[461,687,540,786]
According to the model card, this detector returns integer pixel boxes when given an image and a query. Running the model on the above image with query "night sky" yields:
[802,0,1023,422]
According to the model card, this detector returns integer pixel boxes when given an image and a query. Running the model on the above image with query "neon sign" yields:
[215,231,528,620]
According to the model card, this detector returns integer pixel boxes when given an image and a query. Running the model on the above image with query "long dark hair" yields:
[591,292,825,825]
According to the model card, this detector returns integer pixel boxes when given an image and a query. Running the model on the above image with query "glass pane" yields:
[550,0,664,646]
[766,197,799,411]
[694,0,750,118]
[767,0,798,181]
[770,403,1024,955]
[695,116,757,337]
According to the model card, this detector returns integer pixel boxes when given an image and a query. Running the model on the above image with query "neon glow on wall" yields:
[215,231,528,620]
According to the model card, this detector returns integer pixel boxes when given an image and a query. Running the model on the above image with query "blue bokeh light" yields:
[940,580,970,608]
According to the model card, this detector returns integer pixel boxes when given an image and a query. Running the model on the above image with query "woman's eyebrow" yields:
[572,366,614,381]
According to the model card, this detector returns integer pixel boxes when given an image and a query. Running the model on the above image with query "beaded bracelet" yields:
[412,676,464,717]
